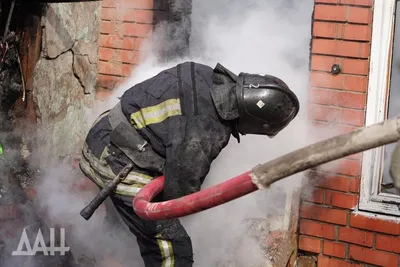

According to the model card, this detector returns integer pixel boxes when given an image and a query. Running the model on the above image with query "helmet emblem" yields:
[256,100,265,109]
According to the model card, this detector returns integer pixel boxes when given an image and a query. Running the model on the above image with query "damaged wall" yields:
[32,2,100,168]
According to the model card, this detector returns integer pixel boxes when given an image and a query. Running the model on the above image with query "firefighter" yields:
[79,61,300,266]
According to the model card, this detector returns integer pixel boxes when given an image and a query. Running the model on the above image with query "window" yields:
[359,0,400,216]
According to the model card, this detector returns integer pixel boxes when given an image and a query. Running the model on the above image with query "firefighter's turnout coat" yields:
[80,61,239,266]
[80,61,237,202]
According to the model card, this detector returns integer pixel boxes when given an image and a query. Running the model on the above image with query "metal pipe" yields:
[133,116,400,221]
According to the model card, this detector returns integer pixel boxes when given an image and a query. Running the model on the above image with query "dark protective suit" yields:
[80,61,238,266]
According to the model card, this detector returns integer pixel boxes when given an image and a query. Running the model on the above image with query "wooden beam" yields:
[13,3,42,125]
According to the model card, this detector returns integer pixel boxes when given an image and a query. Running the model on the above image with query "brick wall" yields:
[96,0,168,97]
[298,1,400,266]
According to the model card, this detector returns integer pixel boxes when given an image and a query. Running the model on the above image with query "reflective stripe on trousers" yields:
[156,233,175,267]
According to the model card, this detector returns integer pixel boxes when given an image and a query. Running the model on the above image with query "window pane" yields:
[381,1,400,195]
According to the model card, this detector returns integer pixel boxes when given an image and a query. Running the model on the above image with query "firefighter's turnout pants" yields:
[79,103,193,267]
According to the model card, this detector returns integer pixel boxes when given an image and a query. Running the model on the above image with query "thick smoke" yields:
[98,0,318,266]
[29,0,342,266]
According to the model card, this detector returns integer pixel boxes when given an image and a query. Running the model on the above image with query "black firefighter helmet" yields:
[235,73,300,138]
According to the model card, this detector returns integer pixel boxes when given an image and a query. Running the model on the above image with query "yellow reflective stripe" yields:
[99,146,110,163]
[156,234,175,267]
[123,172,153,185]
[82,144,115,179]
[82,144,154,186]
[130,98,182,129]
[79,155,144,196]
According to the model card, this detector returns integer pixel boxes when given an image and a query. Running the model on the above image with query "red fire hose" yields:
[133,171,257,220]
[133,117,400,221]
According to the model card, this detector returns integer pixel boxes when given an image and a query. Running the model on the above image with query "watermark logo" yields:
[12,228,70,256]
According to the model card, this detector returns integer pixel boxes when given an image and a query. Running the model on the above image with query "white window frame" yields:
[359,0,400,216]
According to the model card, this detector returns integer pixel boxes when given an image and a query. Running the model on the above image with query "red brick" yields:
[308,104,341,123]
[299,235,321,253]
[314,5,347,22]
[359,43,370,58]
[313,22,337,38]
[102,0,117,7]
[134,23,153,37]
[349,245,398,267]
[299,219,335,239]
[336,124,359,135]
[100,21,115,34]
[302,188,325,204]
[309,88,332,105]
[99,34,136,50]
[117,9,135,22]
[312,39,367,58]
[311,173,351,192]
[310,72,344,89]
[311,55,339,72]
[122,38,137,50]
[120,23,153,37]
[341,59,369,75]
[338,227,373,247]
[132,0,154,9]
[347,7,373,24]
[350,213,400,235]
[342,24,372,41]
[98,47,114,61]
[343,75,368,92]
[101,7,116,21]
[336,159,361,176]
[120,23,135,36]
[109,0,137,8]
[97,74,123,89]
[114,50,138,64]
[339,0,372,6]
[124,64,134,76]
[318,255,363,267]
[349,178,360,193]
[0,205,19,220]
[376,234,400,254]
[326,191,358,209]
[135,37,148,51]
[98,61,125,76]
[346,152,362,161]
[315,0,337,3]
[340,109,365,127]
[135,10,154,24]
[323,241,346,258]
[332,91,366,110]
[300,203,347,225]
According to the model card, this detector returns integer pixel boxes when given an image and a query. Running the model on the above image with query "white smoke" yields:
[96,0,316,266]
[33,0,326,266]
